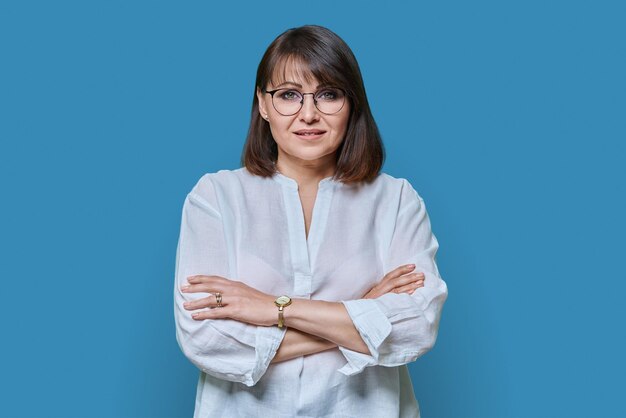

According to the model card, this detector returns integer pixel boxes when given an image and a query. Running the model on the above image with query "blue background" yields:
[1,1,624,417]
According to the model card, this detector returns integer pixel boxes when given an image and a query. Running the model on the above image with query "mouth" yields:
[294,129,327,139]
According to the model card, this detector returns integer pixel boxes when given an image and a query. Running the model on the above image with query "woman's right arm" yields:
[270,265,425,364]
[271,328,337,363]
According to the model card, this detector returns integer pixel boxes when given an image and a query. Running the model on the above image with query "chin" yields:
[278,141,340,161]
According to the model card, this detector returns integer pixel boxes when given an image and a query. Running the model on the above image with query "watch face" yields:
[276,295,291,305]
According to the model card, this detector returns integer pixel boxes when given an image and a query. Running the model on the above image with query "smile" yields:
[294,130,326,140]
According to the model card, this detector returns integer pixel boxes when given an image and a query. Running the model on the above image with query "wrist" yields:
[274,295,293,328]
[280,297,307,328]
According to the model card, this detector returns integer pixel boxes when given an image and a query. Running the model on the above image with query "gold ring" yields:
[215,292,223,308]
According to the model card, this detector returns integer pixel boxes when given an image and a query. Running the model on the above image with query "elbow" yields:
[174,323,261,386]
[400,327,439,364]
[174,331,206,373]
[414,313,443,358]
[422,326,440,354]
[176,332,260,386]
[416,279,448,356]
[173,311,285,387]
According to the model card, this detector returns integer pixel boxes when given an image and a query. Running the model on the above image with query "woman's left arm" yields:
[333,179,449,376]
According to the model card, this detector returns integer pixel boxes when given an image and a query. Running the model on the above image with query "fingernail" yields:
[181,285,190,291]
[407,264,415,268]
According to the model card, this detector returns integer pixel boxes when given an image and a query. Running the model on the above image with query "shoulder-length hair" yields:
[241,25,385,184]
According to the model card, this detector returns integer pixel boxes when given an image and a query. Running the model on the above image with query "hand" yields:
[362,264,425,299]
[180,275,276,326]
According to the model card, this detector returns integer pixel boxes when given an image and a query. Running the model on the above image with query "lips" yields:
[294,129,326,135]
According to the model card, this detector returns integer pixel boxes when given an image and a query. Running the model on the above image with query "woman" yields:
[174,25,448,418]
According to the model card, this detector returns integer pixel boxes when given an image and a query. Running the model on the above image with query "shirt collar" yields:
[272,170,337,191]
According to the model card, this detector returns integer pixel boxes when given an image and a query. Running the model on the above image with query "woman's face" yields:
[256,63,350,169]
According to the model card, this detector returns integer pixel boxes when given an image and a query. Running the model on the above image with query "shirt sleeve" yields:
[173,174,286,387]
[337,179,449,376]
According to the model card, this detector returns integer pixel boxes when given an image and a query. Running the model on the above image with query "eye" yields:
[316,88,340,101]
[278,89,301,101]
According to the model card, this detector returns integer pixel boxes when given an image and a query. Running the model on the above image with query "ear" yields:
[256,87,269,120]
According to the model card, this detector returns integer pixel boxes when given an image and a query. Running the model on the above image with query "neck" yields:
[274,155,336,188]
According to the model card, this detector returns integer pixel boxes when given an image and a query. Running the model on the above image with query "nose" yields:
[299,93,320,123]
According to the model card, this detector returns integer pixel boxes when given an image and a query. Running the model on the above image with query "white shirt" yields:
[173,167,448,418]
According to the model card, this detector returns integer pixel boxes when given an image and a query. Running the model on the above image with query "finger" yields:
[187,275,227,284]
[391,272,425,288]
[377,272,423,295]
[180,283,222,294]
[183,294,219,311]
[186,275,209,283]
[191,305,232,320]
[381,264,416,284]
[393,280,425,295]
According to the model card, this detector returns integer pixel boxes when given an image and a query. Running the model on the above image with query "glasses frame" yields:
[263,86,347,116]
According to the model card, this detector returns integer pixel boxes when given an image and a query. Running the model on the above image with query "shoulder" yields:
[368,172,429,223]
[184,168,234,210]
[374,172,424,204]
[192,167,242,187]
[188,167,264,213]
[190,167,251,196]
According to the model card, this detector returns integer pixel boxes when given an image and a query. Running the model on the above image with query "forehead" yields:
[269,54,335,89]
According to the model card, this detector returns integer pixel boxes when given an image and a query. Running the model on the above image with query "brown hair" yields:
[241,25,385,184]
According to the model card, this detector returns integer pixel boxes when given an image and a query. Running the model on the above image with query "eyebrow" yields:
[273,81,331,89]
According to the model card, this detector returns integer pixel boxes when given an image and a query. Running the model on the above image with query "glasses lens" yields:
[271,88,346,115]
[314,88,345,114]
[272,89,303,115]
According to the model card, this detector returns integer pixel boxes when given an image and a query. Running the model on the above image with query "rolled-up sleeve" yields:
[173,175,286,387]
[337,179,448,376]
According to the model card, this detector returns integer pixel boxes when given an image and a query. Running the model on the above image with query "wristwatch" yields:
[274,295,292,328]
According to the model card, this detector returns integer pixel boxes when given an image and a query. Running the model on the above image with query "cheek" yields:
[336,116,350,137]
[338,109,350,132]
[269,121,293,143]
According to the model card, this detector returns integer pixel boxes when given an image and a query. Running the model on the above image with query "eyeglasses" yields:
[263,87,347,116]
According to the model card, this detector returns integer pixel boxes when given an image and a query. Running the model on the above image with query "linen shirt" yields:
[173,167,448,418]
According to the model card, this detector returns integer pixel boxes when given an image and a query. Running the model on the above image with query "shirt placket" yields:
[277,176,335,299]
